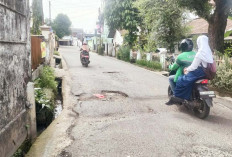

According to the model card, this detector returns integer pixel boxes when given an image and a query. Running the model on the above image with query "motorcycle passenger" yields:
[167,35,213,105]
[167,39,196,98]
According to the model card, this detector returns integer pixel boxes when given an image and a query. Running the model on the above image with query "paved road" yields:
[60,46,232,157]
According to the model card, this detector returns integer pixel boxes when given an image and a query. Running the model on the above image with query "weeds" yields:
[34,66,58,126]
[136,60,162,71]
[34,66,57,94]
[117,46,130,62]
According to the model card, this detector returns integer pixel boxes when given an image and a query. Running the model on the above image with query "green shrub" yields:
[34,66,57,127]
[210,55,232,92]
[35,88,54,111]
[34,66,57,94]
[117,45,130,62]
[152,55,160,62]
[136,59,162,71]
[97,45,104,55]
[54,51,60,56]
[225,44,232,57]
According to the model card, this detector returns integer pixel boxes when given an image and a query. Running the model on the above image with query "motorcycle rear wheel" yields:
[193,100,210,119]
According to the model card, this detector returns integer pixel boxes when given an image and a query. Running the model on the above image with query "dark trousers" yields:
[174,67,206,100]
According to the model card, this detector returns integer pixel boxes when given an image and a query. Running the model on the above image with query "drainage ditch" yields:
[14,77,63,157]
[54,56,62,69]
[36,77,63,134]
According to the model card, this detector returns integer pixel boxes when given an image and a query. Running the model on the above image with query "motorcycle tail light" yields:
[201,79,208,84]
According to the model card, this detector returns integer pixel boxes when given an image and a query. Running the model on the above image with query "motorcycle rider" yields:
[166,39,196,105]
[80,42,90,52]
[80,42,90,64]
[174,35,213,101]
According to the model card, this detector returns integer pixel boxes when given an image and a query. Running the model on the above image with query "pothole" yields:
[76,93,95,101]
[58,150,72,157]
[101,90,129,97]
[103,71,120,74]
[76,91,128,101]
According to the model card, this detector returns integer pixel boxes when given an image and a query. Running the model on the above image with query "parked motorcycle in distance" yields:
[80,50,90,67]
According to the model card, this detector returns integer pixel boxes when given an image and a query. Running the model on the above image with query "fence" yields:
[31,36,43,70]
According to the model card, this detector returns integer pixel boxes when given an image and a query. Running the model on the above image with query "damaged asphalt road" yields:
[59,46,232,157]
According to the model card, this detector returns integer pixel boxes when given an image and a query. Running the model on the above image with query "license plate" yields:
[200,91,215,96]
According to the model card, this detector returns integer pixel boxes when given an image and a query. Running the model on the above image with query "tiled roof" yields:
[187,18,232,35]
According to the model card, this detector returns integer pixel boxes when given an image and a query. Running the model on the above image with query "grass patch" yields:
[136,59,162,71]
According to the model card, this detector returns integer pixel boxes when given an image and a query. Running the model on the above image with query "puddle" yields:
[54,78,63,118]
[54,100,63,118]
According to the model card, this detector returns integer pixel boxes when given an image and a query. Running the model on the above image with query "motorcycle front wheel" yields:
[168,85,173,98]
[193,99,210,119]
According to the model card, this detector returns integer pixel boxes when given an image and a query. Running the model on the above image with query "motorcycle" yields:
[80,50,90,67]
[168,68,216,119]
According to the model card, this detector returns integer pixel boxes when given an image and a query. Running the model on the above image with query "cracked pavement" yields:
[59,46,232,157]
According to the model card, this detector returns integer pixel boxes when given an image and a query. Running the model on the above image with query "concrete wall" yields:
[0,0,32,156]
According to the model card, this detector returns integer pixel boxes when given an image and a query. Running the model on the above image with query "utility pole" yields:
[49,0,51,25]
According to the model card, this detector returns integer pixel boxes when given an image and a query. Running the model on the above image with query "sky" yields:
[43,0,102,33]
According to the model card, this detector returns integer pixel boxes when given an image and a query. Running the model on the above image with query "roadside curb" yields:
[26,55,77,157]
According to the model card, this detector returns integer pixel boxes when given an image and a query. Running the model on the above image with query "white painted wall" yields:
[113,30,123,46]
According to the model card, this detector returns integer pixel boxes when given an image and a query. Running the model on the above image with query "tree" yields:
[52,14,72,39]
[104,0,141,47]
[229,9,232,17]
[31,0,44,35]
[177,0,232,53]
[135,0,188,53]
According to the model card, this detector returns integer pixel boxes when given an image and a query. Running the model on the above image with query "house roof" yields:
[84,34,95,37]
[71,28,84,33]
[187,18,232,35]
[108,29,116,38]
[108,29,128,38]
